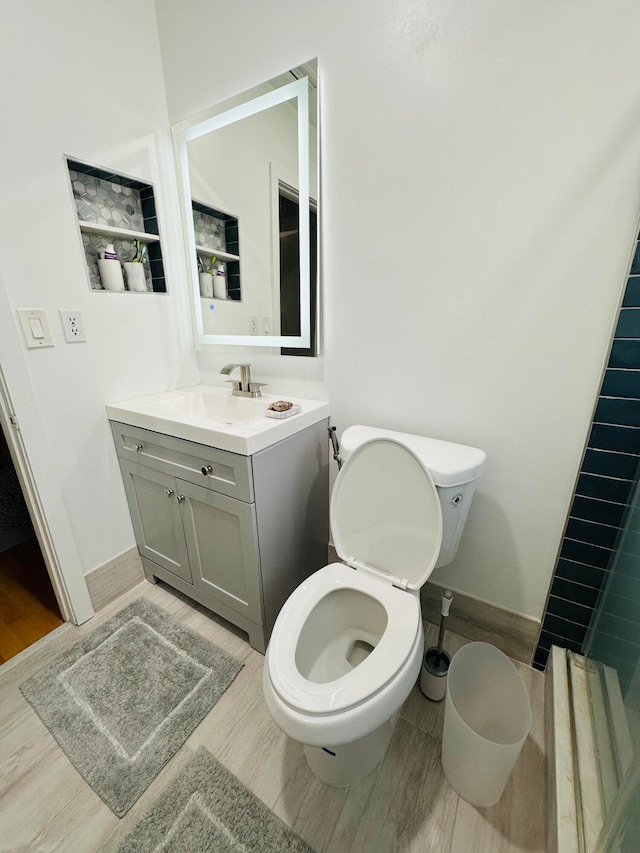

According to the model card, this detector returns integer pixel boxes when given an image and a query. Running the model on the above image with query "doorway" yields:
[0,420,62,663]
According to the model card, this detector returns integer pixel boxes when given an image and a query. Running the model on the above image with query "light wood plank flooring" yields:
[0,538,63,664]
[0,581,545,852]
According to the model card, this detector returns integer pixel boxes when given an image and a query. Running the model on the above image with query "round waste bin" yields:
[441,642,532,807]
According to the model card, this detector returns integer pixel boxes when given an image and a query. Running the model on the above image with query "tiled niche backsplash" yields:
[71,170,146,231]
[193,209,227,251]
[534,230,640,669]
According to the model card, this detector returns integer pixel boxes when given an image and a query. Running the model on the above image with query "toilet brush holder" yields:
[420,647,451,702]
[420,589,454,701]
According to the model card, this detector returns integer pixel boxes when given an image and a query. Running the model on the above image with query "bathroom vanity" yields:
[107,386,330,653]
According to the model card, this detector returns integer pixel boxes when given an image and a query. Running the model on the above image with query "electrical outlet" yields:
[249,316,259,335]
[59,309,87,343]
[262,316,272,335]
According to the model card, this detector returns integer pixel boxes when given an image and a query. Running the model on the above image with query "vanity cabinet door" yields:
[119,460,192,583]
[177,479,263,625]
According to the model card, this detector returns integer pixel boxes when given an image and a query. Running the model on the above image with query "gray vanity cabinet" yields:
[110,418,329,653]
[119,459,192,583]
[178,478,261,624]
[119,461,261,623]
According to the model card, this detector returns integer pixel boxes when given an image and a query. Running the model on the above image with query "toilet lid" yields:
[331,438,443,590]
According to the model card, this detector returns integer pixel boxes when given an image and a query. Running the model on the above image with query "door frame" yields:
[0,269,93,626]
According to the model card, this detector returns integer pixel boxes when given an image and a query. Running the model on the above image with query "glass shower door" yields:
[582,466,640,852]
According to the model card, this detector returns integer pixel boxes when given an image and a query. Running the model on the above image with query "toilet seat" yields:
[266,562,421,716]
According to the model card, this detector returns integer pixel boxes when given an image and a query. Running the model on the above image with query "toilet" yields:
[263,425,486,786]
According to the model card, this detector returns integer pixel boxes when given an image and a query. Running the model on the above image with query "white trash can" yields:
[442,642,532,807]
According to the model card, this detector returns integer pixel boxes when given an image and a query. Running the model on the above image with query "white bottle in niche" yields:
[213,264,226,299]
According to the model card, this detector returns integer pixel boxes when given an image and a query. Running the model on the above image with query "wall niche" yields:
[192,200,241,301]
[66,158,166,293]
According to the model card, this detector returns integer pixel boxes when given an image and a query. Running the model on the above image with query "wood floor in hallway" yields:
[0,538,62,664]
[0,580,546,852]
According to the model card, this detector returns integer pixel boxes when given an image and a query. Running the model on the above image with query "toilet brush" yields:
[419,590,453,701]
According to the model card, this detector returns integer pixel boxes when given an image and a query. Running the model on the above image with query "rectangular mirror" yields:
[172,60,318,352]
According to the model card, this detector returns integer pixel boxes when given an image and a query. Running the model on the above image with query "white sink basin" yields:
[106,385,330,455]
[145,390,269,425]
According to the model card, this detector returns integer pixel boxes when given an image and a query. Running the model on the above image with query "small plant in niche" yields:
[197,255,217,274]
[131,239,148,264]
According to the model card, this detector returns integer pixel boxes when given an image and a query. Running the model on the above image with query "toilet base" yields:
[303,715,397,786]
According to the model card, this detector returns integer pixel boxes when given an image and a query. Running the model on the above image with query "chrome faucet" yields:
[220,363,266,398]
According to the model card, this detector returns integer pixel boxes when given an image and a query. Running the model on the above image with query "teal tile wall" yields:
[535,232,640,669]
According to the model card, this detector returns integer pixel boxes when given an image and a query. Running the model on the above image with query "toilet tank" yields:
[339,425,486,568]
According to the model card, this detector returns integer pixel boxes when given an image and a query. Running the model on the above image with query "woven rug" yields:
[20,598,243,816]
[118,747,314,852]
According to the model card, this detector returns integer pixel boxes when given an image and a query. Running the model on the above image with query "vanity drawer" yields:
[110,421,254,502]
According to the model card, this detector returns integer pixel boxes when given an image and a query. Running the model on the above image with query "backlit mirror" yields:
[173,60,318,353]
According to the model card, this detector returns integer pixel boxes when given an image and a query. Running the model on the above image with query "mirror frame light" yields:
[174,76,311,349]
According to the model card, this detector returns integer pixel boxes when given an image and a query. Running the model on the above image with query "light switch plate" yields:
[17,309,54,349]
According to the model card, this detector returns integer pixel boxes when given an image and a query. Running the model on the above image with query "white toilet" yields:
[263,425,486,786]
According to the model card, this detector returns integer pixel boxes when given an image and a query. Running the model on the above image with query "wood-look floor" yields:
[0,538,62,664]
[0,581,546,852]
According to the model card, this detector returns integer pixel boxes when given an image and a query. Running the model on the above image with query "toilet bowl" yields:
[263,427,485,786]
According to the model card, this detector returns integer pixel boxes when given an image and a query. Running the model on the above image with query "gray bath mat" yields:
[119,747,314,852]
[20,598,243,816]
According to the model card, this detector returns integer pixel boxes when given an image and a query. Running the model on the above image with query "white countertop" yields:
[106,384,331,456]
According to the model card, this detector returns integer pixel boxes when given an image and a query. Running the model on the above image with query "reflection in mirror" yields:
[173,60,318,353]
[280,185,318,357]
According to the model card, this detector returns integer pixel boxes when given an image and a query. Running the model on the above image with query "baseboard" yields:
[327,544,539,664]
[85,547,144,612]
[420,581,540,664]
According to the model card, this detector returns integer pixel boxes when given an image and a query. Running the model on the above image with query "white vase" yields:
[98,259,124,292]
[199,273,213,298]
[213,273,226,299]
[123,262,147,292]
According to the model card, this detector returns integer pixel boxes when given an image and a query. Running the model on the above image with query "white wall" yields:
[155,0,640,621]
[1,0,638,625]
[0,0,198,588]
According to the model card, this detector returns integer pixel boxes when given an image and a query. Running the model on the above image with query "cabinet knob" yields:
[134,443,143,453]
[176,494,185,503]
[201,465,213,476]
[164,489,174,498]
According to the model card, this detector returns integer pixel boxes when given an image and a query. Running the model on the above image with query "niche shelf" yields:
[192,199,241,300]
[77,221,161,243]
[66,157,167,293]
[194,245,239,264]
